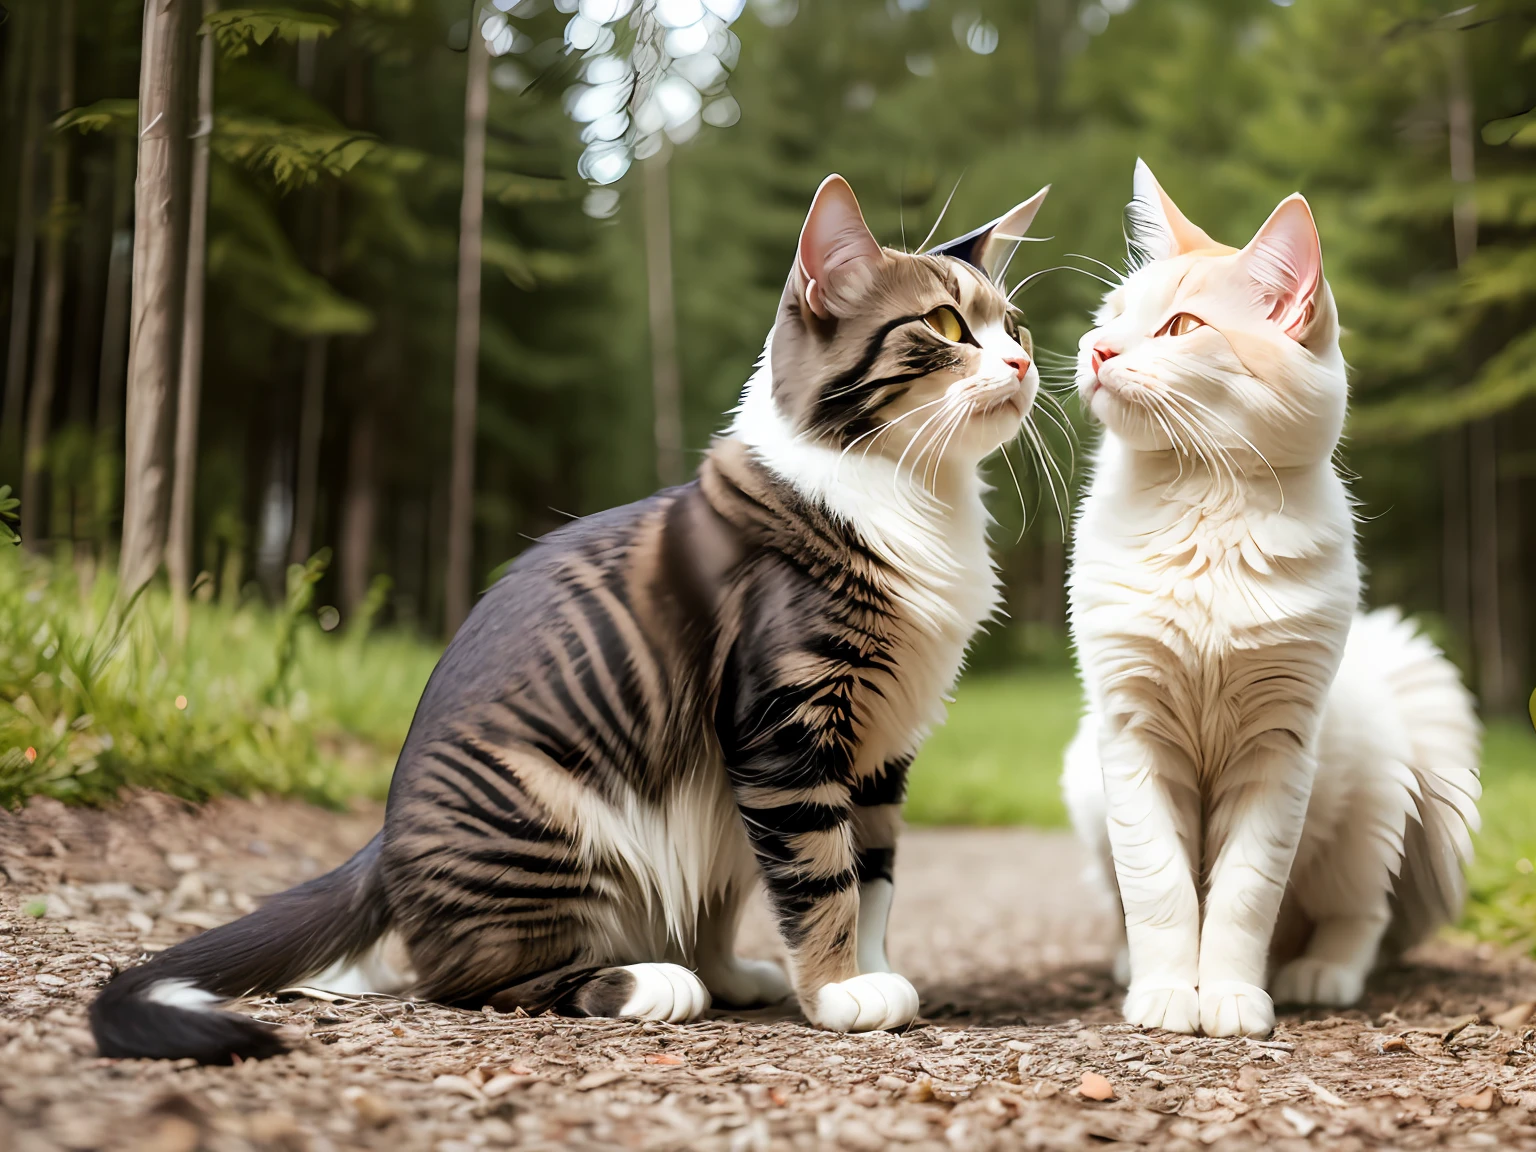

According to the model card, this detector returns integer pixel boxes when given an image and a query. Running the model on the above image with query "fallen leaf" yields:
[645,1052,686,1065]
[1491,1002,1535,1032]
[1455,1087,1496,1112]
[1078,1071,1115,1101]
[1441,1014,1478,1043]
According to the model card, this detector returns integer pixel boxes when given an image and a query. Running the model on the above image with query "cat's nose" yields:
[1091,345,1119,374]
[1003,356,1031,382]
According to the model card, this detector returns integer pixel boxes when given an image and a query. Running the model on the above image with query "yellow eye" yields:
[923,306,964,343]
[1160,312,1205,337]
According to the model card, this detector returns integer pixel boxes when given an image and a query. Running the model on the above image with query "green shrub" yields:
[0,549,438,808]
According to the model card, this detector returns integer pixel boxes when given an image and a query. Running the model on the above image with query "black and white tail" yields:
[90,834,391,1064]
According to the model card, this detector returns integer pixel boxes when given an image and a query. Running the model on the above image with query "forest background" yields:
[0,0,1533,949]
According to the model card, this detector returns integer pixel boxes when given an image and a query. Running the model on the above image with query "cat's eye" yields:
[1159,312,1205,337]
[923,306,965,343]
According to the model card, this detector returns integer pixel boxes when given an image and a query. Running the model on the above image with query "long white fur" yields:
[1064,171,1481,1037]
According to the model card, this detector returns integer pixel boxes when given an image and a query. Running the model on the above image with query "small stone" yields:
[1078,1072,1115,1101]
[1282,1107,1317,1137]
[34,974,66,988]
[164,853,199,874]
[1455,1087,1497,1112]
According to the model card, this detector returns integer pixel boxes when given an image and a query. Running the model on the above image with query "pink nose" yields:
[1091,345,1118,374]
[1003,356,1031,382]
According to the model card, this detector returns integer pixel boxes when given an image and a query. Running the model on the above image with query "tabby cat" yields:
[1061,161,1480,1038]
[91,174,1049,1062]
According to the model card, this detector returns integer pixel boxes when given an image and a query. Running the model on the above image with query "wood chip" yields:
[644,1052,685,1065]
[1281,1107,1317,1138]
[1300,1076,1346,1108]
[1377,1035,1407,1052]
[482,1073,532,1098]
[431,1074,481,1100]
[1442,1015,1479,1043]
[574,1070,626,1091]
[1491,1002,1535,1032]
[1455,1087,1496,1112]
[929,1080,973,1104]
[1078,1071,1115,1101]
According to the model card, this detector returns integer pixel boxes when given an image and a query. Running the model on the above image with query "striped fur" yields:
[90,175,1048,1060]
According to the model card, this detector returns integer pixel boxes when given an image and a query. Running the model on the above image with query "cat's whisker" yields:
[1164,386,1286,512]
[892,403,957,499]
[1065,252,1126,285]
[1023,417,1069,539]
[917,174,965,254]
[835,397,948,482]
[1007,263,1113,302]
[997,437,1029,544]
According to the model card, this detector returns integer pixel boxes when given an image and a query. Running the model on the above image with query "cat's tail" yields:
[90,833,398,1064]
[1349,609,1483,955]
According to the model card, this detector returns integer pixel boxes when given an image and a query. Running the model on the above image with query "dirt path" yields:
[2,793,1535,1151]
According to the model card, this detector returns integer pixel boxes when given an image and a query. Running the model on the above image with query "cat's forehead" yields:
[878,250,1010,322]
[1105,249,1238,318]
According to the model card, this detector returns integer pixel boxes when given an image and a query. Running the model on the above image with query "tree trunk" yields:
[96,134,135,450]
[643,149,683,489]
[21,0,76,551]
[1441,428,1470,650]
[340,401,376,617]
[1445,33,1510,710]
[168,0,215,640]
[69,153,113,427]
[119,0,189,599]
[2,5,44,480]
[443,28,489,636]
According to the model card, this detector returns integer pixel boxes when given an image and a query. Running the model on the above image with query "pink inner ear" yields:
[797,176,882,319]
[1243,195,1322,339]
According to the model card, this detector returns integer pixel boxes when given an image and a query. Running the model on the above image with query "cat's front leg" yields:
[1198,737,1316,1037]
[715,618,919,1033]
[849,754,911,975]
[1099,721,1202,1034]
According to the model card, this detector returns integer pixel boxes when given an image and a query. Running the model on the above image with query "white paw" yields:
[704,957,792,1008]
[616,963,711,1023]
[1199,980,1275,1037]
[1112,946,1131,987]
[1123,981,1200,1034]
[1272,958,1366,1007]
[807,972,920,1032]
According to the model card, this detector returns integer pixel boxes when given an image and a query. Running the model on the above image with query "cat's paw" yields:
[1122,981,1200,1033]
[703,957,792,1008]
[1272,958,1365,1007]
[1199,980,1274,1037]
[615,963,711,1023]
[807,973,919,1032]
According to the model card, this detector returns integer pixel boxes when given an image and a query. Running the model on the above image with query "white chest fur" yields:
[732,361,1001,769]
[1070,439,1359,772]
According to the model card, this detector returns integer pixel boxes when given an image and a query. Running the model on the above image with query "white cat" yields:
[1060,161,1482,1038]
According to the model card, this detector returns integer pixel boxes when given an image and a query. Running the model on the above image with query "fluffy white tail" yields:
[1344,609,1482,954]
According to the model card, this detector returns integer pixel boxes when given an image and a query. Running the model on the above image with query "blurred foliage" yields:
[0,548,438,809]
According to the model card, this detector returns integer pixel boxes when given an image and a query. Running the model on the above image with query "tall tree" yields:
[168,0,217,638]
[22,0,77,550]
[2,6,44,480]
[120,0,189,596]
[643,149,683,488]
[443,26,489,636]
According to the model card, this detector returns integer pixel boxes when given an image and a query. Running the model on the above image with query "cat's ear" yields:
[796,175,883,320]
[925,185,1050,280]
[1240,194,1323,340]
[1128,158,1216,261]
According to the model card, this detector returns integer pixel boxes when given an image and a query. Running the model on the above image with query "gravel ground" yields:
[2,792,1535,1151]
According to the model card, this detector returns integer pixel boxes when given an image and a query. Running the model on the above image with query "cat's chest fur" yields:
[1071,446,1359,766]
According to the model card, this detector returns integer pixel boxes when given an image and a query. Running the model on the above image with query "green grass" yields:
[905,671,1082,826]
[1464,719,1536,954]
[0,548,439,808]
